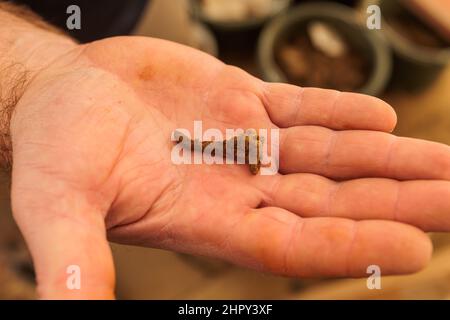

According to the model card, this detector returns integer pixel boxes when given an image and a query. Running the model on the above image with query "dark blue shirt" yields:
[12,0,149,42]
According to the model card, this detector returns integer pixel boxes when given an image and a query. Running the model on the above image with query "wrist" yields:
[0,6,77,170]
[0,7,77,81]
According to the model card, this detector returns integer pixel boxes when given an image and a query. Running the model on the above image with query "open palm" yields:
[10,37,450,298]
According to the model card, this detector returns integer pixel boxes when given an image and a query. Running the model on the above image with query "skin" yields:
[2,8,450,300]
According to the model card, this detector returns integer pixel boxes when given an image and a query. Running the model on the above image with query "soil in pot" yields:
[275,22,370,92]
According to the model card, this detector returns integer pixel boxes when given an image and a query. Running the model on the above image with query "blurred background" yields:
[1,0,450,299]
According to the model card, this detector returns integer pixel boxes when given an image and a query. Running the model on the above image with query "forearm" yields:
[0,2,76,169]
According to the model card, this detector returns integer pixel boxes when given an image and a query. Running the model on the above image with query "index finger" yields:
[262,83,397,132]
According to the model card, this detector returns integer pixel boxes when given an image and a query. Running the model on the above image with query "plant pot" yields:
[258,2,392,96]
[360,0,450,91]
[293,0,359,7]
[190,0,293,32]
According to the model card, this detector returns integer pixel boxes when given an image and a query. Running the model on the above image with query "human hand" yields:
[10,36,450,299]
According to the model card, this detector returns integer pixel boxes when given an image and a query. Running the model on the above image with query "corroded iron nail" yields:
[174,130,262,175]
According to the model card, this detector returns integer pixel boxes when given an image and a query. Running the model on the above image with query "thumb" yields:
[11,168,115,299]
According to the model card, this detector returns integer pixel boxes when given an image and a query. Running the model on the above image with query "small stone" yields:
[308,22,348,58]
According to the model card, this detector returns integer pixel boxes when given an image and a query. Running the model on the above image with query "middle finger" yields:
[279,126,450,180]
